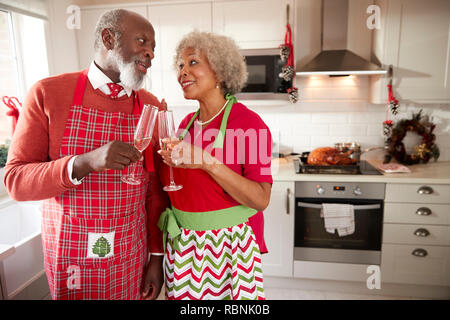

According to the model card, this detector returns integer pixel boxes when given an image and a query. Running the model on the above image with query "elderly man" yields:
[4,9,167,300]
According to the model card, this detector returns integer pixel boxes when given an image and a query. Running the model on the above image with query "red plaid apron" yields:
[41,69,148,299]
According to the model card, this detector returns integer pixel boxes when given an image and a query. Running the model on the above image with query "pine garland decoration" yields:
[385,110,440,165]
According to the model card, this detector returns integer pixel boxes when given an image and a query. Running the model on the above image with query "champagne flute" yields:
[158,110,183,192]
[121,104,159,185]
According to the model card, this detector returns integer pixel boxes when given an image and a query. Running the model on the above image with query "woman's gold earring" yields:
[216,84,220,89]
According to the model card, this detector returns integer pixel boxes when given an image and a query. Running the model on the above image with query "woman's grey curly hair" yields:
[94,9,127,51]
[174,31,248,95]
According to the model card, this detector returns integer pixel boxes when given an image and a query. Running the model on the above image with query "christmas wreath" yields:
[385,110,440,165]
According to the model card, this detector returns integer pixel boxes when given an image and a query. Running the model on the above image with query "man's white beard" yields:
[106,48,145,91]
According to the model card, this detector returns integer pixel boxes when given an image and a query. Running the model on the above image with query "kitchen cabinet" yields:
[261,181,294,277]
[147,2,212,106]
[370,0,450,103]
[381,183,450,286]
[212,0,295,49]
[75,6,148,70]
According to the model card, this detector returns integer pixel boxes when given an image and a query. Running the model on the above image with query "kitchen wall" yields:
[171,75,450,162]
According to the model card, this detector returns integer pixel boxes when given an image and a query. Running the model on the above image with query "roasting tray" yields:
[293,158,360,174]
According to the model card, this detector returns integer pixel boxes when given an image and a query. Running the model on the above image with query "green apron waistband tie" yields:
[157,207,182,253]
[157,205,257,253]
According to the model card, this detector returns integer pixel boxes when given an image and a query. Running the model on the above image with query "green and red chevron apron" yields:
[158,95,265,300]
[41,69,148,299]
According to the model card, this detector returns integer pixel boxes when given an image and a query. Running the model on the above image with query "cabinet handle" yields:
[412,248,428,257]
[286,188,292,215]
[414,228,430,237]
[417,186,434,195]
[416,207,432,216]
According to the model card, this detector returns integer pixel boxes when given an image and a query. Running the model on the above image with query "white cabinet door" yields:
[212,0,294,49]
[381,244,450,286]
[147,2,212,106]
[371,0,450,103]
[385,183,450,204]
[75,6,148,70]
[261,181,294,277]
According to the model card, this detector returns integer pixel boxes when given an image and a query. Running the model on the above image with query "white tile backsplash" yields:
[170,75,450,162]
[293,124,329,136]
[367,124,384,136]
[349,112,386,124]
[311,113,348,124]
[329,124,367,136]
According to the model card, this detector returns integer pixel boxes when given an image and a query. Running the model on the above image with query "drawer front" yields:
[381,244,450,286]
[384,203,450,225]
[383,224,450,246]
[385,184,450,204]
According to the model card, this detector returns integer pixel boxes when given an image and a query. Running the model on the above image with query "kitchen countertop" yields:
[272,158,450,184]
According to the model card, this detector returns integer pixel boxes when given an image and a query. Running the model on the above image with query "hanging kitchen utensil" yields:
[2,96,21,134]
[278,4,298,103]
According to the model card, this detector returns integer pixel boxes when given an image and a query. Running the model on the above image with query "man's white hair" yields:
[94,9,128,51]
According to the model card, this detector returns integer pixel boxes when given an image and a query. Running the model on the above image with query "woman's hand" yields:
[158,141,219,170]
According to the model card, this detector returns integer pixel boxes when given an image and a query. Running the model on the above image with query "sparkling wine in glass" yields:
[158,110,183,192]
[121,104,158,185]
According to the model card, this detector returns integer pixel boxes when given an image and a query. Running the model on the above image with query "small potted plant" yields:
[0,140,10,196]
[0,141,9,168]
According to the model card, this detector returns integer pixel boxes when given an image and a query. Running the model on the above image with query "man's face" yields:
[106,13,156,90]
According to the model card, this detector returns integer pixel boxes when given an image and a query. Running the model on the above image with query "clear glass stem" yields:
[129,161,138,178]
[169,166,175,185]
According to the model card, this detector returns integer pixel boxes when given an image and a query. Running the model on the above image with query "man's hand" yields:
[141,254,164,300]
[160,98,167,111]
[72,140,142,180]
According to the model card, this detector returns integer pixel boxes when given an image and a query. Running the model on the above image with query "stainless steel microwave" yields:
[237,48,292,99]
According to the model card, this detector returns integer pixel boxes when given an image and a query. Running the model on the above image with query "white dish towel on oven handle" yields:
[320,203,355,237]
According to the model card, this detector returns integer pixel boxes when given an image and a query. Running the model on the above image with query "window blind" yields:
[0,0,48,20]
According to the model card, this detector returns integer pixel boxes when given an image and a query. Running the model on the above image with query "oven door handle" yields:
[297,202,381,210]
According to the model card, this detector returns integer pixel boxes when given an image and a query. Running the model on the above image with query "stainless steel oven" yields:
[294,181,385,265]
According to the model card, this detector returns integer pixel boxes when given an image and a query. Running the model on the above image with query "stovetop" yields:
[294,159,382,175]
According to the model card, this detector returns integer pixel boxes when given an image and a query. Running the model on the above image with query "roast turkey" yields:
[307,147,355,166]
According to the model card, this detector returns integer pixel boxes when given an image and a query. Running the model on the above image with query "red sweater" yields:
[4,71,168,253]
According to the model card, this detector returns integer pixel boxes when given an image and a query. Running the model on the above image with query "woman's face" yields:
[177,47,218,100]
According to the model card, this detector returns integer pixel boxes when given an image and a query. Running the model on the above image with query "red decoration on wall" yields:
[2,96,21,134]
[279,4,298,103]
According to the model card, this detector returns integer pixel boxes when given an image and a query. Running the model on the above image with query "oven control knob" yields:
[317,186,325,195]
[353,187,362,196]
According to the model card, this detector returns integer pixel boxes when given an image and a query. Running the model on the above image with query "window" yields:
[0,8,49,143]
[0,10,19,142]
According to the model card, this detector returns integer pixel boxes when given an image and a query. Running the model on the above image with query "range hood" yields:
[296,0,387,76]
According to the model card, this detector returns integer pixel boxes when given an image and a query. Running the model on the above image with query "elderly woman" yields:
[158,31,272,300]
